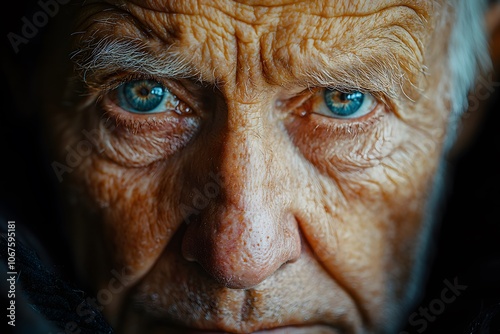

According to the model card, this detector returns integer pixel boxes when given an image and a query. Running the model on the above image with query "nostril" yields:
[182,249,196,262]
[180,207,303,289]
[181,226,201,262]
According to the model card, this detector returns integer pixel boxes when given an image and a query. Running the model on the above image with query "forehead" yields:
[119,0,434,22]
[95,0,435,37]
[74,0,440,96]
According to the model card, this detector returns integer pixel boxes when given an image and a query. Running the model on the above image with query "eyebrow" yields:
[70,36,199,84]
[301,49,423,101]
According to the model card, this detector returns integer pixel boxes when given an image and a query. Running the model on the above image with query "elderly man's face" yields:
[44,0,456,333]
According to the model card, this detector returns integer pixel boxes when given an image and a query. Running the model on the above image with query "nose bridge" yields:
[181,101,301,289]
[221,101,272,208]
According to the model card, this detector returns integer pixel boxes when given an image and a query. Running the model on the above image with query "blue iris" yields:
[118,80,166,113]
[324,89,365,117]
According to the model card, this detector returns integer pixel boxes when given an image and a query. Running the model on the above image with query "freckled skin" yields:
[40,0,454,333]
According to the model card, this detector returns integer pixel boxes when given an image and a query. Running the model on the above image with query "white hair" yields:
[70,35,198,82]
[394,1,491,331]
[444,0,491,151]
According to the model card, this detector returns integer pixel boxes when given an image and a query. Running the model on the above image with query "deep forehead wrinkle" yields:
[121,0,433,21]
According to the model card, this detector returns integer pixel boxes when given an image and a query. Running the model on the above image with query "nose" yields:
[181,104,302,289]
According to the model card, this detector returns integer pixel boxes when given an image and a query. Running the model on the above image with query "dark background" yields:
[1,1,499,333]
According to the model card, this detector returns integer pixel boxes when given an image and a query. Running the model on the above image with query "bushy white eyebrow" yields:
[300,49,420,101]
[70,36,198,82]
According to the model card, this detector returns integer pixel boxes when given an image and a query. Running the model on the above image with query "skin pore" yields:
[40,0,464,333]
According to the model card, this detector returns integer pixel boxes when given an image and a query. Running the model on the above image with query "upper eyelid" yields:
[285,87,385,107]
[85,72,164,95]
[98,74,208,115]
[320,88,395,115]
[295,86,389,100]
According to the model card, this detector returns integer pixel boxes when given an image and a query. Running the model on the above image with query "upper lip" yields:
[125,302,351,334]
[153,324,340,334]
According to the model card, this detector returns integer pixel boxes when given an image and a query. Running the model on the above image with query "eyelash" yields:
[92,73,196,130]
[310,107,385,137]
[285,88,388,137]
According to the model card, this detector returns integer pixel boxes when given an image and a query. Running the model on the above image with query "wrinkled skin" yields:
[40,0,456,333]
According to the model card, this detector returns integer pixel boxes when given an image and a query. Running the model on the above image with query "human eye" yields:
[111,79,183,114]
[95,76,199,130]
[311,88,377,119]
[282,87,384,139]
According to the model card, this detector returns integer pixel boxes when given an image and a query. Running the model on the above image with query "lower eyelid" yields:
[92,101,202,167]
[102,94,157,125]
[290,102,386,138]
[101,92,192,130]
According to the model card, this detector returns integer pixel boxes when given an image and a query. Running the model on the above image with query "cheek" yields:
[76,136,223,275]
[285,101,448,311]
[71,157,185,281]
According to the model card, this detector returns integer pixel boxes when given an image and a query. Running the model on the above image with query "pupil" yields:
[337,92,349,103]
[138,87,150,97]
